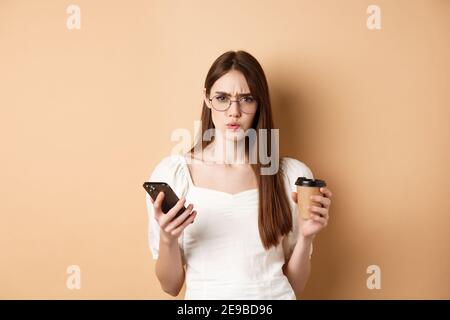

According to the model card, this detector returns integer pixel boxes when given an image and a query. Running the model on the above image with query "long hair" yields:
[188,50,292,250]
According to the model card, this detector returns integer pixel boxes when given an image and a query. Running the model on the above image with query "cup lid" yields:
[295,176,327,187]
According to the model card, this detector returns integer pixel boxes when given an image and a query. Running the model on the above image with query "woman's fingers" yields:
[165,204,195,233]
[161,197,187,224]
[311,213,328,225]
[310,195,331,208]
[309,205,329,219]
[291,191,297,203]
[156,194,189,227]
[153,191,165,220]
[320,187,333,198]
[171,211,197,236]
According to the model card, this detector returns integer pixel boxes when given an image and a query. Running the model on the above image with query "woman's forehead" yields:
[211,70,250,94]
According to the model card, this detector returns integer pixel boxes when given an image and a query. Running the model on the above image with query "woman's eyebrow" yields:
[213,91,252,97]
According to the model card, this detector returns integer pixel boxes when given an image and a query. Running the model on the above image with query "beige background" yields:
[1,0,449,299]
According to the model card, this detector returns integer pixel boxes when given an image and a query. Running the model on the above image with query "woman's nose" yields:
[227,100,241,117]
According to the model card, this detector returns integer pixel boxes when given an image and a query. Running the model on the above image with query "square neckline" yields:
[179,154,258,197]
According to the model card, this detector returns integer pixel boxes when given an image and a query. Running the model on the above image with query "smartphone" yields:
[143,182,186,219]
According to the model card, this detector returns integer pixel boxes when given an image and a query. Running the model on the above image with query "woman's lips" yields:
[226,124,241,131]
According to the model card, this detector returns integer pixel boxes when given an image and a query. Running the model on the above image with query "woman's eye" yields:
[242,97,254,103]
[216,96,227,102]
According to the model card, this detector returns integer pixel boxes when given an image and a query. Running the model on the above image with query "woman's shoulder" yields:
[280,157,314,192]
[281,157,313,178]
[152,153,185,172]
[147,153,190,194]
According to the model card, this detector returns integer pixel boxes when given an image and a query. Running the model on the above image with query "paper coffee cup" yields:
[295,177,327,219]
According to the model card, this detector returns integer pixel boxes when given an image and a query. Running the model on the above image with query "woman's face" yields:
[204,70,257,142]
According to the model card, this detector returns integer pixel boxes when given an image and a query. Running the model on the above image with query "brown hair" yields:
[189,50,292,250]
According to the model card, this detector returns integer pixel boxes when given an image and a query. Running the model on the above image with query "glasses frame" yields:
[208,94,258,114]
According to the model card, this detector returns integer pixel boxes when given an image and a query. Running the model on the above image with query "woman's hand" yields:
[150,192,197,244]
[291,187,333,240]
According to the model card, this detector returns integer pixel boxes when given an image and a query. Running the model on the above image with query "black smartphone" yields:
[143,182,186,219]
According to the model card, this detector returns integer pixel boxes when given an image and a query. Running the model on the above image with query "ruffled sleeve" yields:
[280,157,315,261]
[145,154,190,262]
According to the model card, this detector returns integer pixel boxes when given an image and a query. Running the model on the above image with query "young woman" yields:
[146,50,333,299]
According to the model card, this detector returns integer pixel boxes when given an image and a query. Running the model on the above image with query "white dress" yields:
[145,154,314,300]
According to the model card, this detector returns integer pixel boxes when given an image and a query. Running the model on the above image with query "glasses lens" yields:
[239,96,257,114]
[211,95,230,111]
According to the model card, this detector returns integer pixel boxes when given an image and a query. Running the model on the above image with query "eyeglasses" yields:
[208,94,258,114]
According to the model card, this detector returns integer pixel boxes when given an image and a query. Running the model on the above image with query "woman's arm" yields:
[155,234,185,296]
[282,236,313,297]
[151,193,197,297]
[284,187,333,297]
